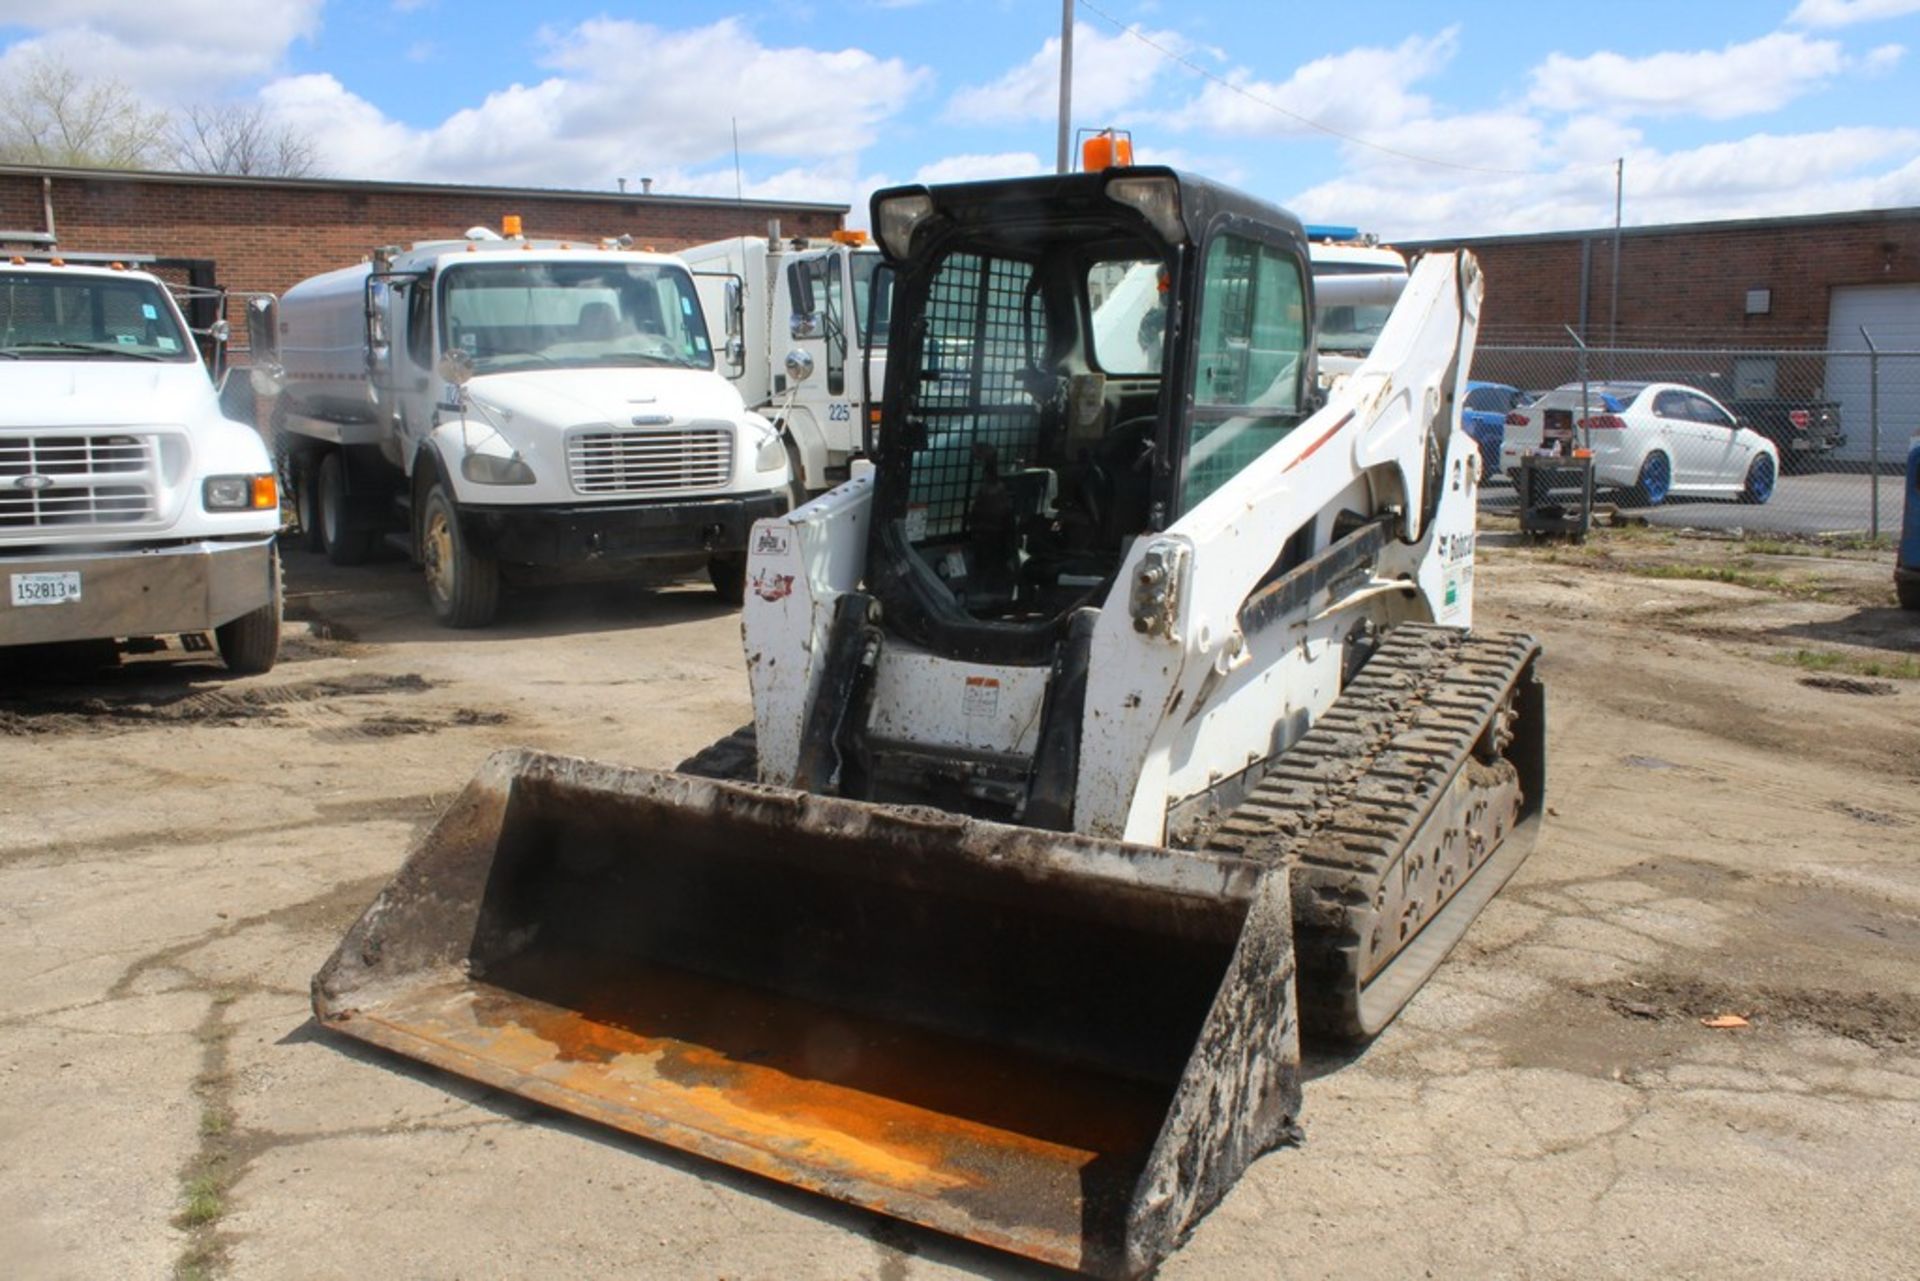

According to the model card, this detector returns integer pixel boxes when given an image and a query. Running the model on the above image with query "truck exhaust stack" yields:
[314,749,1302,1277]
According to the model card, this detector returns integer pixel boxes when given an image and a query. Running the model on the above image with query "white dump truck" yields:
[255,222,792,626]
[1,256,282,673]
[681,228,890,499]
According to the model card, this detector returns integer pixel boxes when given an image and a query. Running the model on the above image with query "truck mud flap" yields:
[313,749,1302,1277]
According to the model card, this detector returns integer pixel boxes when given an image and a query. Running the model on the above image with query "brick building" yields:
[1407,206,1920,463]
[0,162,845,330]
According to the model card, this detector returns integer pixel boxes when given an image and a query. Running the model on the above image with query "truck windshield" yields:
[1311,262,1402,356]
[850,252,891,347]
[440,261,713,374]
[0,273,193,361]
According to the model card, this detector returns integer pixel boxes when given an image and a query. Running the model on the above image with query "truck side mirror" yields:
[207,319,231,386]
[785,348,815,385]
[790,310,825,341]
[786,260,816,315]
[246,296,281,396]
[724,279,746,374]
[724,279,744,339]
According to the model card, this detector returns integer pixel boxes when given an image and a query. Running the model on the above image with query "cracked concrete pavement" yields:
[2,539,1916,1279]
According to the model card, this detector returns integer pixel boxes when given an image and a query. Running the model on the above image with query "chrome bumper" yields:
[1,537,276,647]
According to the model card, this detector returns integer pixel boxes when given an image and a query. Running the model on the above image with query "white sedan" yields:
[1500,380,1780,506]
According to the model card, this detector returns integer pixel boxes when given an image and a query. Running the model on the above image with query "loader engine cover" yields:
[313,749,1304,1277]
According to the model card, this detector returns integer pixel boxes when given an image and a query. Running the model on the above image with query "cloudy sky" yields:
[2,0,1918,238]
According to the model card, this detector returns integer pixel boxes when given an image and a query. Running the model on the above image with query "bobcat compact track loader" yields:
[314,167,1545,1278]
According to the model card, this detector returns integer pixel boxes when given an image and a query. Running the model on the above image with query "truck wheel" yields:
[1898,575,1920,612]
[420,483,500,628]
[216,546,282,675]
[708,553,748,606]
[293,458,325,552]
[318,452,378,566]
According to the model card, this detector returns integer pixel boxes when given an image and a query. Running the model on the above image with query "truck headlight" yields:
[204,474,278,510]
[756,435,788,473]
[461,453,536,485]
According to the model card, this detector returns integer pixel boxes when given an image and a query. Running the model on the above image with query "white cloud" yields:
[1283,125,1920,240]
[1864,42,1906,72]
[945,21,1184,124]
[1167,29,1459,142]
[0,0,320,97]
[912,152,1045,184]
[1527,33,1846,120]
[1788,0,1920,27]
[259,20,927,208]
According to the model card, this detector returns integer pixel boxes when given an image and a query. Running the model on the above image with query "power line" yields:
[1075,0,1599,177]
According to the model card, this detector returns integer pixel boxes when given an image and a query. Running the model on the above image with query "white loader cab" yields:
[256,221,792,626]
[1,256,282,673]
[681,227,891,501]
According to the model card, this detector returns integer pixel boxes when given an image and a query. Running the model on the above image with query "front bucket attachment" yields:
[314,749,1301,1277]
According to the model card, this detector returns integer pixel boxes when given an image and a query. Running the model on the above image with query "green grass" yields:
[178,1175,224,1228]
[1743,535,1894,559]
[197,1107,230,1138]
[1628,563,1802,593]
[1775,649,1920,680]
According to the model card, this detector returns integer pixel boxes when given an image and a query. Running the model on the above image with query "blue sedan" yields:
[1464,381,1526,481]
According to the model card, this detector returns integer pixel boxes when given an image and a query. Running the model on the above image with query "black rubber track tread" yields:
[676,723,759,781]
[1199,624,1541,1041]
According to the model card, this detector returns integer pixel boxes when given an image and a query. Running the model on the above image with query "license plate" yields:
[10,571,82,607]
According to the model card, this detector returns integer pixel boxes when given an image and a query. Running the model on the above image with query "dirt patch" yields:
[1800,674,1897,696]
[1831,801,1905,827]
[1582,974,1919,1048]
[309,707,509,743]
[0,672,433,736]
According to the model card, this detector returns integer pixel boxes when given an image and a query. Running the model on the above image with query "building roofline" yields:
[0,162,847,216]
[1403,203,1920,249]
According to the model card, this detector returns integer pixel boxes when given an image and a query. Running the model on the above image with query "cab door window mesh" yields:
[905,252,1046,540]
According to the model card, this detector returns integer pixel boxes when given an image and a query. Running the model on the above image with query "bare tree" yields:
[0,52,171,169]
[174,102,320,178]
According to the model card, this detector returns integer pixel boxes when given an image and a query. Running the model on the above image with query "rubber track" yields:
[1199,624,1541,1039]
[676,723,760,781]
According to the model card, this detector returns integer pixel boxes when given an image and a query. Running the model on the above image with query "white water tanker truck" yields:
[253,222,792,626]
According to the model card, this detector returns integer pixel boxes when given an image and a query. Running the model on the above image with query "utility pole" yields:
[1056,0,1074,174]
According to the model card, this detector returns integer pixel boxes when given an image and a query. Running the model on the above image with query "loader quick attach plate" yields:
[312,751,1305,1278]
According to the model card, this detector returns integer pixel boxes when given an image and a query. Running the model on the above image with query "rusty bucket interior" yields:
[314,749,1301,1278]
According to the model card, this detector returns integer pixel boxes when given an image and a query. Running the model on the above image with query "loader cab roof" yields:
[870,166,1309,261]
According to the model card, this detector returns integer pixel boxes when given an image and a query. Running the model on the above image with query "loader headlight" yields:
[204,474,278,510]
[1106,175,1185,245]
[461,452,536,485]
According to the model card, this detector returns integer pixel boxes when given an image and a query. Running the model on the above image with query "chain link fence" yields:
[1464,339,1918,541]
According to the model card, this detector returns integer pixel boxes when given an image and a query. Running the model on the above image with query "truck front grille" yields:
[0,432,162,528]
[568,426,734,495]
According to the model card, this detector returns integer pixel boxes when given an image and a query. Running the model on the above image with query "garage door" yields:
[1826,284,1920,464]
